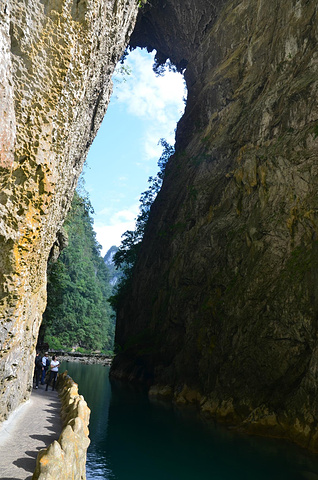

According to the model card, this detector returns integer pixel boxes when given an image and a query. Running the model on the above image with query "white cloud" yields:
[97,206,113,216]
[95,224,132,256]
[111,208,137,223]
[115,48,187,162]
[94,204,139,255]
[143,134,163,161]
[142,127,176,162]
[117,58,186,123]
[93,49,187,255]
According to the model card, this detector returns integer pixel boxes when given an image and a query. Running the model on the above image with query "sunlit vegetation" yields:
[40,190,114,354]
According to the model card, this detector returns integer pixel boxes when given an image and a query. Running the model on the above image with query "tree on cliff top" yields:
[110,139,174,310]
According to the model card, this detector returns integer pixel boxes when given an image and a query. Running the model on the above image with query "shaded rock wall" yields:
[0,0,138,421]
[113,0,318,450]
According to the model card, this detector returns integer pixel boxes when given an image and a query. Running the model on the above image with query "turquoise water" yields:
[61,362,318,480]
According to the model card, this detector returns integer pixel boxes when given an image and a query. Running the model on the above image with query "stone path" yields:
[0,384,62,480]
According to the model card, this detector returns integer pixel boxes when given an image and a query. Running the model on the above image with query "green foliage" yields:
[44,335,68,351]
[313,123,318,139]
[76,347,91,354]
[138,0,147,7]
[110,139,174,310]
[41,190,115,353]
[113,63,132,85]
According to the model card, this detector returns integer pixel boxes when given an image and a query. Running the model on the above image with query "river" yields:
[60,362,318,480]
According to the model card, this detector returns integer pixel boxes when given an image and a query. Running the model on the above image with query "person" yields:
[45,355,60,391]
[34,351,43,389]
[41,352,49,385]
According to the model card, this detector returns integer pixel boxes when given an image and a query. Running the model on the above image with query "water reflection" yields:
[61,362,318,480]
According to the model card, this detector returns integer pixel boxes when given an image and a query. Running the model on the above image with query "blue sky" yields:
[83,48,186,256]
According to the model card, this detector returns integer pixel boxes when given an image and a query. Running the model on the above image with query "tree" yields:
[110,139,174,309]
[41,190,115,353]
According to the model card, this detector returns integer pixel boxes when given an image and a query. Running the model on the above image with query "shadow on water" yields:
[61,362,318,480]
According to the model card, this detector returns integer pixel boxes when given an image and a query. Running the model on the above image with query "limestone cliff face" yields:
[0,0,138,421]
[113,0,318,450]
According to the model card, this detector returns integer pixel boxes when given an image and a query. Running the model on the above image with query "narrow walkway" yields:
[0,384,62,480]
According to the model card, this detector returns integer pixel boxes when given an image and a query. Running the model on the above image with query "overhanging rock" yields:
[0,0,138,423]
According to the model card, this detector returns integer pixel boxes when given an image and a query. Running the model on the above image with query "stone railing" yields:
[32,372,90,480]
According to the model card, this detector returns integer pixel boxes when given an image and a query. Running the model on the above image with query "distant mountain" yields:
[104,246,122,287]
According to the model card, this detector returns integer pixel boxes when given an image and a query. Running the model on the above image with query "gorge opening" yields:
[84,47,187,257]
[40,46,187,354]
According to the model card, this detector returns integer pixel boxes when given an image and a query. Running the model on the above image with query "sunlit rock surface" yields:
[112,0,318,450]
[33,373,90,480]
[0,0,138,422]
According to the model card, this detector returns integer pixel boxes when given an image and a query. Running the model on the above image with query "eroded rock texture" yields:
[112,0,318,450]
[33,373,90,480]
[0,0,138,422]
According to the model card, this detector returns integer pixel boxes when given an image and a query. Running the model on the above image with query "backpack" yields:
[45,357,50,368]
[35,356,42,369]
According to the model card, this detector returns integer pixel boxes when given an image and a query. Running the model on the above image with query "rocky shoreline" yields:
[50,352,113,366]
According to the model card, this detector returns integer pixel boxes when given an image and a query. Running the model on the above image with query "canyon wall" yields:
[2,0,318,452]
[0,0,138,421]
[112,0,318,450]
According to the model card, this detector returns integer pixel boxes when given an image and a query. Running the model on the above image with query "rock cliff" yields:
[0,0,138,421]
[112,0,318,450]
[2,0,318,453]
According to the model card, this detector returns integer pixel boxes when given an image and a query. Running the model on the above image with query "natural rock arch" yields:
[2,0,318,454]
